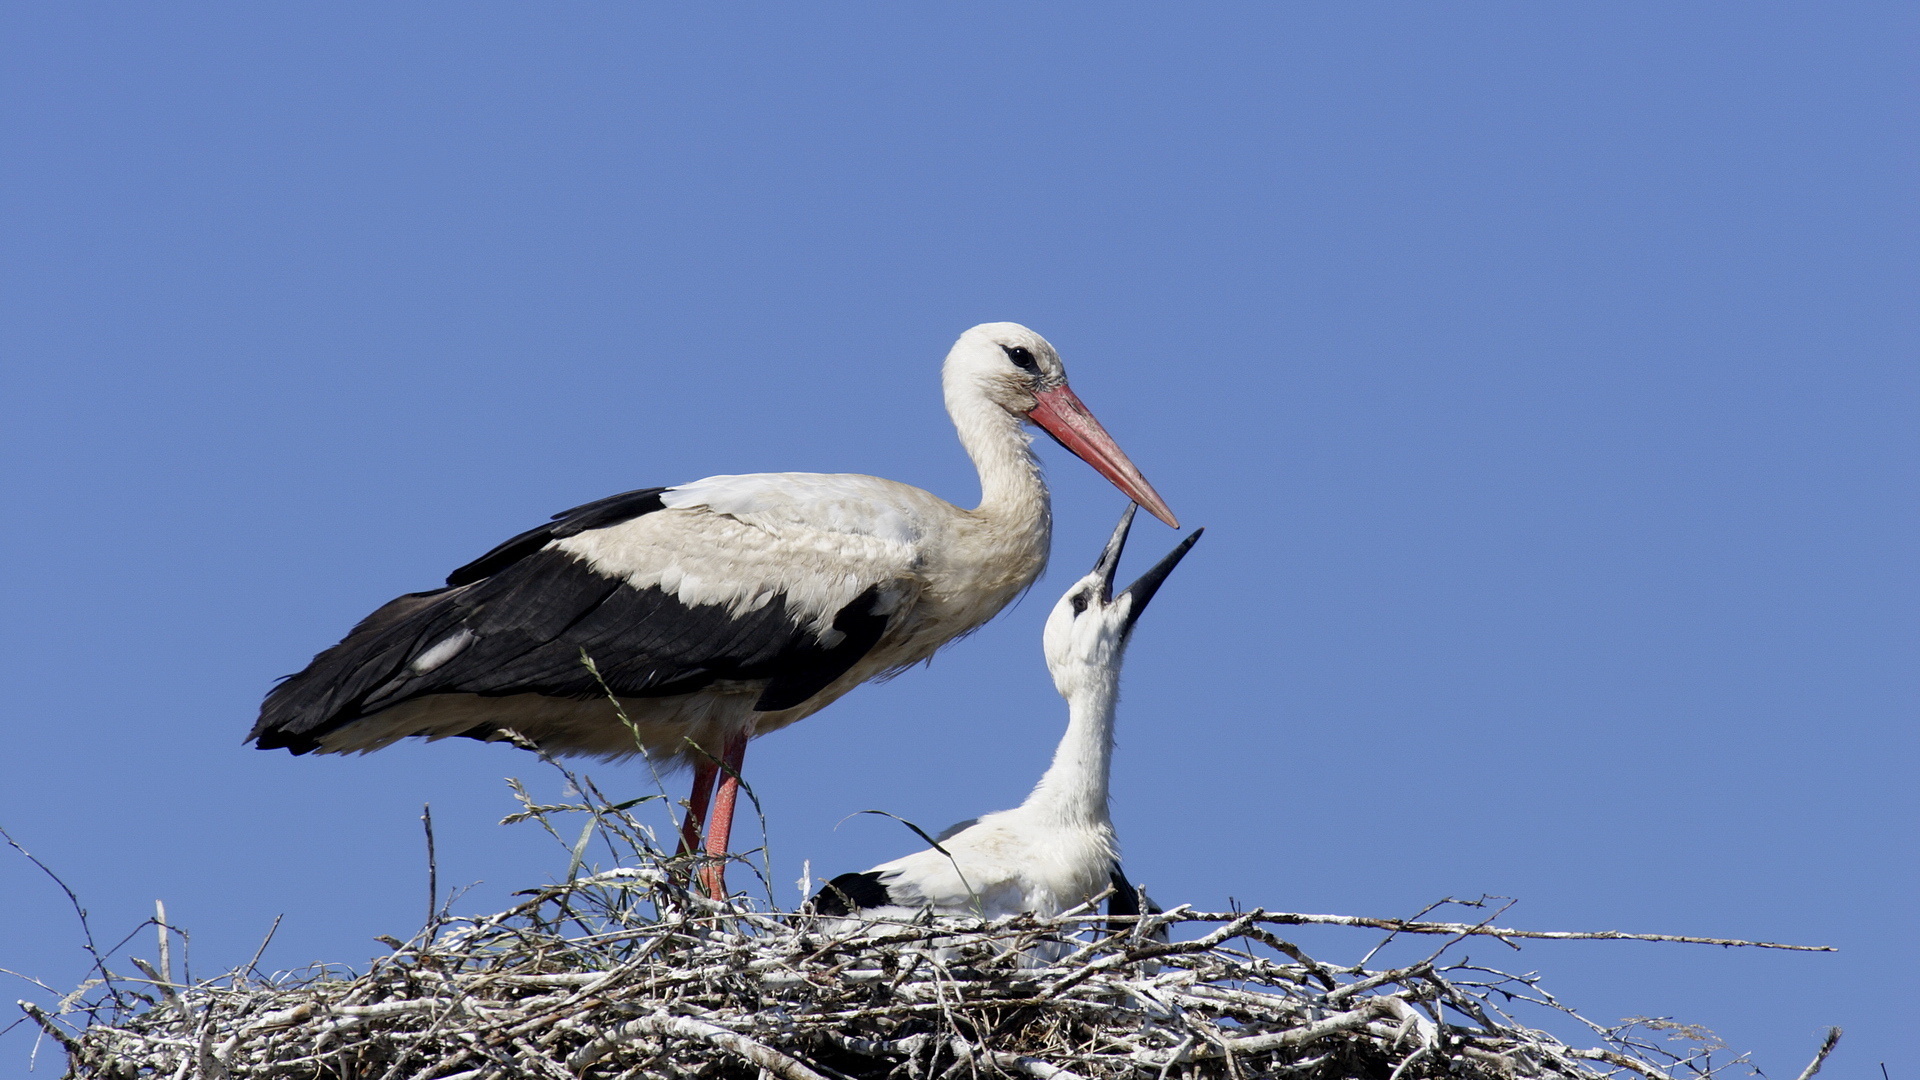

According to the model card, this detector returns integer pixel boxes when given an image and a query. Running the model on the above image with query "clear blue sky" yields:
[2,2,1912,1073]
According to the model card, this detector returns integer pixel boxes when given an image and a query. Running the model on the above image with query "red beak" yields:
[1027,385,1179,528]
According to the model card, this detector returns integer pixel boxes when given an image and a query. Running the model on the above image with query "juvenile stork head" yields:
[944,323,1179,527]
[1043,506,1203,698]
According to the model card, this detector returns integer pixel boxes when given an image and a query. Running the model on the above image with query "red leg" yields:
[678,757,718,856]
[698,731,751,900]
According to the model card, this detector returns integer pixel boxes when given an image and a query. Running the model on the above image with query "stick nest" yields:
[22,782,1819,1080]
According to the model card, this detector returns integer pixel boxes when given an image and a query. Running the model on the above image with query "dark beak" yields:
[1118,526,1203,633]
[1091,504,1138,603]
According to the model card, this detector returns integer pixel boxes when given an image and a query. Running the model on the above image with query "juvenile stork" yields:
[249,323,1176,897]
[808,506,1199,933]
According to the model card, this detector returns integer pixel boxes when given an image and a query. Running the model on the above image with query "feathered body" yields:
[810,510,1199,928]
[249,323,1175,776]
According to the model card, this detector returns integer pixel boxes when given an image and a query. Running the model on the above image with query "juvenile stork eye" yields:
[1002,345,1039,372]
[1070,591,1090,615]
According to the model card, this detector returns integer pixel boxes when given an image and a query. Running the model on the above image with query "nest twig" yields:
[17,778,1835,1080]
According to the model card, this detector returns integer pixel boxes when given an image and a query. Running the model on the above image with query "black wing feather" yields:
[1106,863,1165,934]
[445,487,668,587]
[756,586,887,711]
[252,544,892,754]
[806,871,895,917]
[1107,865,1140,919]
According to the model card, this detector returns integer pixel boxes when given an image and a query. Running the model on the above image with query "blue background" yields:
[2,3,1912,1073]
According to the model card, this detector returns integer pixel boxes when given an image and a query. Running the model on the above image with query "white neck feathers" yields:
[942,373,1052,589]
[946,377,1047,518]
[1019,664,1119,827]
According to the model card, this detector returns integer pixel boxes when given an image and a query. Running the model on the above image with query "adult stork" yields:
[807,506,1198,938]
[248,323,1177,897]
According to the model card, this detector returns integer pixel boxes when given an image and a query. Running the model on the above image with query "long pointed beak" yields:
[1028,385,1179,528]
[1118,527,1203,633]
[1091,504,1138,603]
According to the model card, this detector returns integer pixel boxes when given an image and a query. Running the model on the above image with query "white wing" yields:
[868,813,1044,919]
[556,473,950,639]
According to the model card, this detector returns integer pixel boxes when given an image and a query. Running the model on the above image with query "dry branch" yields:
[19,782,1835,1080]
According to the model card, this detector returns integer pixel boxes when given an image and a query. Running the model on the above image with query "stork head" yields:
[1043,505,1203,698]
[944,322,1179,528]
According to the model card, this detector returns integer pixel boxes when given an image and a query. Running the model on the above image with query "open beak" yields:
[1091,504,1138,603]
[1118,526,1203,633]
[1028,385,1179,528]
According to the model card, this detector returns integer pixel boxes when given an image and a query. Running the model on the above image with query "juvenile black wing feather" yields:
[1106,863,1166,936]
[806,872,895,917]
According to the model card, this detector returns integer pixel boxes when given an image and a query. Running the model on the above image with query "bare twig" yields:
[1134,909,1832,953]
[25,791,1833,1080]
[1794,1027,1842,1080]
[243,915,283,981]
[1,826,127,1009]
[422,804,439,931]
[154,900,173,989]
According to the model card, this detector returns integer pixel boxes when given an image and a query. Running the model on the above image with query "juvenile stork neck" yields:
[1020,666,1119,827]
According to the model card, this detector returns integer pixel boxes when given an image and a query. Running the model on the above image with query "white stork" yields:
[249,323,1177,897]
[806,506,1197,936]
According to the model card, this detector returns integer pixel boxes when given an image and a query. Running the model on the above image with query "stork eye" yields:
[1070,591,1090,615]
[1002,345,1039,372]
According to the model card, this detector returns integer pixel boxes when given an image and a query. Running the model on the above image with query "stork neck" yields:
[1019,667,1118,828]
[949,386,1050,540]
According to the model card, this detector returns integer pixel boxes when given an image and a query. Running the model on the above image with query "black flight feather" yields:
[445,487,668,587]
[756,586,887,711]
[251,490,893,755]
[806,871,894,917]
[1106,863,1164,936]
